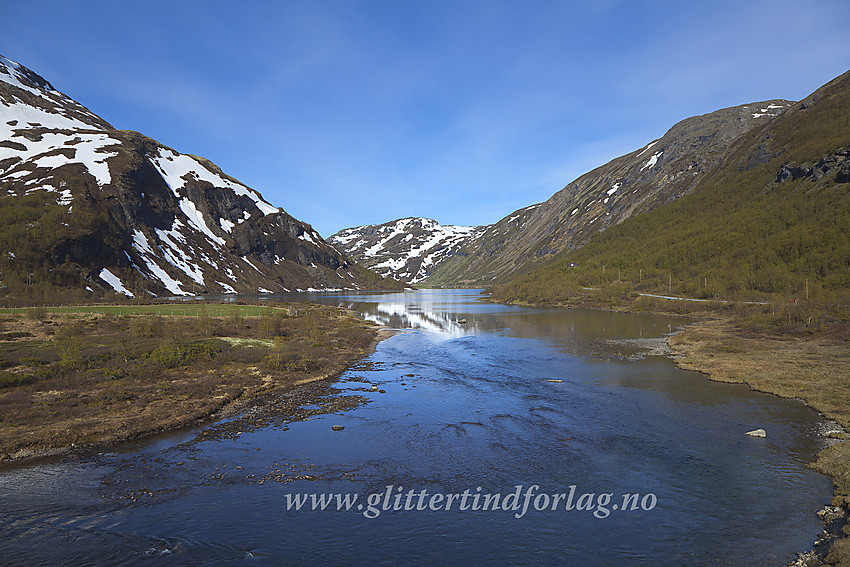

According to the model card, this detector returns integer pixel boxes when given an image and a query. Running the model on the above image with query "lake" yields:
[0,289,833,566]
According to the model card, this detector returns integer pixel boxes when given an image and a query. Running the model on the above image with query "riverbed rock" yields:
[816,505,844,522]
[788,550,819,567]
[746,428,766,437]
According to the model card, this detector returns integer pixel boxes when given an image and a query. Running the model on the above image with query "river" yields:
[0,289,833,566]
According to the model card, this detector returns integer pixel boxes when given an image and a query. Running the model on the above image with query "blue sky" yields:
[3,1,849,237]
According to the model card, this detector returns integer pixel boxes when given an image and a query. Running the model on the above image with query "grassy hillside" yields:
[491,71,850,325]
[0,189,127,305]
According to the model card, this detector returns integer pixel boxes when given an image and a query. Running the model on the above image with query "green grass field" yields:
[0,303,301,318]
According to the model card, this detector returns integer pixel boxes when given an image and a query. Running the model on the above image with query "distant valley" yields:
[332,98,798,287]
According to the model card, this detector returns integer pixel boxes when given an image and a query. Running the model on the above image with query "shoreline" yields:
[487,293,849,565]
[0,305,398,468]
[665,317,850,566]
[0,326,397,469]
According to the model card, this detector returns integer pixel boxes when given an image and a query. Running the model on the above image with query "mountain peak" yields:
[0,53,398,300]
[329,217,484,283]
[0,55,56,93]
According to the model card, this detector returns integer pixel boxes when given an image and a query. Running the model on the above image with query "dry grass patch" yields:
[669,318,850,427]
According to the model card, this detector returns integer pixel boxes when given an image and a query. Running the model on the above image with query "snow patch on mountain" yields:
[0,124,121,189]
[149,148,278,215]
[0,99,91,131]
[179,197,225,246]
[0,55,56,96]
[99,268,134,298]
[133,234,178,294]
[640,151,663,172]
[752,103,789,118]
[154,223,206,286]
[299,230,320,245]
[636,140,658,158]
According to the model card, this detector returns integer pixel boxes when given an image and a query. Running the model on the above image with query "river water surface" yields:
[0,289,834,566]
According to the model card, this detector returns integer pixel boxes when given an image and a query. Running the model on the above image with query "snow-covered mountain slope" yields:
[329,218,484,283]
[0,54,394,299]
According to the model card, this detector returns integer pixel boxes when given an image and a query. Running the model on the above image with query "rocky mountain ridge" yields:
[489,69,850,304]
[331,99,793,285]
[0,54,394,301]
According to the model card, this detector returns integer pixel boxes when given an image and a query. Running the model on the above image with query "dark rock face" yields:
[52,234,103,265]
[745,144,774,170]
[776,165,813,183]
[0,54,385,297]
[776,149,850,184]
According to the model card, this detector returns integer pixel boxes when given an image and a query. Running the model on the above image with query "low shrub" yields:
[148,341,219,369]
[0,370,34,389]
